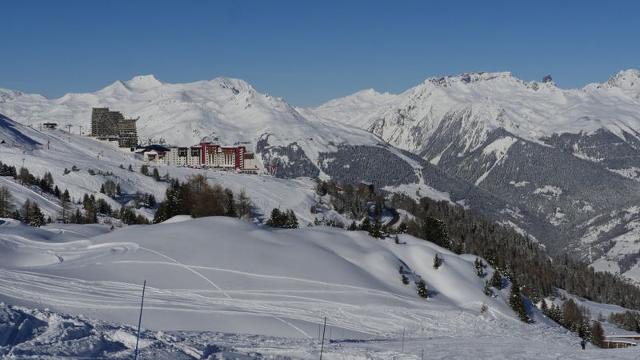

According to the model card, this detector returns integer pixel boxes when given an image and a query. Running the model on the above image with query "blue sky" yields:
[3,0,639,106]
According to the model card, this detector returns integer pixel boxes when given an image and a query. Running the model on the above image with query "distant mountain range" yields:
[2,69,640,281]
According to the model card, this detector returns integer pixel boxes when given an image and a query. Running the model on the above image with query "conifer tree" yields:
[474,258,486,277]
[59,189,72,223]
[21,200,45,227]
[369,218,383,238]
[402,274,410,285]
[224,189,237,217]
[73,208,83,224]
[590,321,605,347]
[433,253,444,269]
[285,210,299,229]
[483,281,493,296]
[509,278,529,323]
[489,270,503,289]
[236,190,252,219]
[266,208,284,227]
[359,217,371,232]
[417,279,428,298]
[0,185,14,218]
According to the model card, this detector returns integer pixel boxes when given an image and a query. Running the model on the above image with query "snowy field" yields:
[1,216,639,358]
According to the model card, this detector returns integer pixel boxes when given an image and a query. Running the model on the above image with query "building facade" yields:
[91,107,138,148]
[140,141,258,172]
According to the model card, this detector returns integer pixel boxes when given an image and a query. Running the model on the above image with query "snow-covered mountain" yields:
[5,70,640,281]
[0,84,531,232]
[0,75,381,178]
[305,69,640,278]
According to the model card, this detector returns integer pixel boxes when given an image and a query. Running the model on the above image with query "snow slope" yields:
[0,216,516,337]
[3,302,637,360]
[0,113,324,224]
[1,217,638,358]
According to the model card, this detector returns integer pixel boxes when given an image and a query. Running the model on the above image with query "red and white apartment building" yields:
[139,142,258,172]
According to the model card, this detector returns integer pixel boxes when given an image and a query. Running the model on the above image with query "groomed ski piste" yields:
[1,217,638,359]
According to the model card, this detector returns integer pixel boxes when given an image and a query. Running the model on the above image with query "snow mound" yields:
[0,217,517,339]
[161,215,194,224]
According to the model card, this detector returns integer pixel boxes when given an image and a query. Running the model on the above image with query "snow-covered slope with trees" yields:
[0,110,528,233]
[5,70,640,281]
[305,69,640,281]
[1,216,635,359]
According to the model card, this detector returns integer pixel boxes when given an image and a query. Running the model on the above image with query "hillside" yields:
[304,69,640,280]
[5,70,640,281]
[1,216,633,359]
[0,111,532,236]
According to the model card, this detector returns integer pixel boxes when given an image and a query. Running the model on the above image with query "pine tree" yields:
[423,216,451,250]
[0,185,14,217]
[417,279,428,298]
[433,253,444,269]
[140,164,149,176]
[347,221,357,231]
[285,210,299,229]
[369,218,382,238]
[152,167,160,181]
[483,281,493,296]
[82,194,98,223]
[359,217,371,232]
[402,274,410,285]
[474,258,486,277]
[266,208,284,227]
[590,321,605,347]
[22,200,45,227]
[224,189,237,217]
[509,278,529,323]
[72,208,83,224]
[236,190,252,219]
[31,202,45,227]
[59,189,72,223]
[489,270,503,289]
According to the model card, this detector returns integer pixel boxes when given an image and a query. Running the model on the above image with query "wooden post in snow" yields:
[134,280,147,360]
[319,316,327,360]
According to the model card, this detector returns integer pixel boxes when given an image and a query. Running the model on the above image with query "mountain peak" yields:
[426,71,516,87]
[124,74,163,90]
[607,69,640,90]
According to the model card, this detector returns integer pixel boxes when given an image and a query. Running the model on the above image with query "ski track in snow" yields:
[138,245,312,338]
